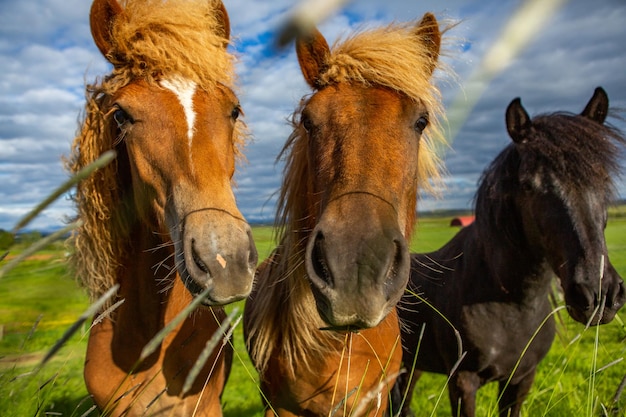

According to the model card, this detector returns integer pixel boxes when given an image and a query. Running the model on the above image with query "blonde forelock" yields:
[108,0,235,90]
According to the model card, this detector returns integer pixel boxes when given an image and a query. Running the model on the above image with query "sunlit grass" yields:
[1,216,626,416]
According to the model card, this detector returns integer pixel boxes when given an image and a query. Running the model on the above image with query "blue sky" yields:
[1,0,625,230]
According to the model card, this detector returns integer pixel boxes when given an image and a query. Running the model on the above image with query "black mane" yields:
[474,111,625,246]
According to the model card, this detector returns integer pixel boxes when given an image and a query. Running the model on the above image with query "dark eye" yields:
[414,114,429,133]
[231,105,241,121]
[113,107,133,128]
[301,114,314,133]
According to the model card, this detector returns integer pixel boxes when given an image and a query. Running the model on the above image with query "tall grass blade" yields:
[20,314,42,351]
[139,286,212,362]
[38,284,119,368]
[429,351,467,417]
[350,370,402,417]
[181,307,240,396]
[596,357,623,374]
[491,305,566,416]
[402,288,467,417]
[330,387,357,416]
[11,150,116,235]
[393,323,425,416]
[610,373,626,415]
[276,0,351,47]
[0,221,81,280]
[78,405,98,417]
[406,288,464,359]
[90,298,125,329]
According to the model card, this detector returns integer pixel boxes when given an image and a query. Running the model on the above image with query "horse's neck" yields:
[86,226,228,415]
[112,226,191,351]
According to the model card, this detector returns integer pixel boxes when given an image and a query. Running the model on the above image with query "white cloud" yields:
[0,0,625,231]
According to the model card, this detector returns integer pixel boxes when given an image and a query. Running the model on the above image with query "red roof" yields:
[450,216,475,227]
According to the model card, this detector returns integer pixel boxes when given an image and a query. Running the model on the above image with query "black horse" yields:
[391,87,626,417]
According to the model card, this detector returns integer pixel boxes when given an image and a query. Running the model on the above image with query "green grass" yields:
[1,218,626,416]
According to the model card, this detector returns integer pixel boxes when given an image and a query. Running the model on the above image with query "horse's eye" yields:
[302,115,314,133]
[414,115,429,133]
[113,107,133,128]
[231,105,241,121]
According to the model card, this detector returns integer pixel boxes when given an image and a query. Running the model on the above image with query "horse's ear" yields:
[296,27,330,89]
[414,12,441,76]
[581,86,609,124]
[215,1,231,44]
[90,0,124,60]
[506,98,532,144]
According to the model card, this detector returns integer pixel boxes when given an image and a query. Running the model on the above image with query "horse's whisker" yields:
[152,251,176,276]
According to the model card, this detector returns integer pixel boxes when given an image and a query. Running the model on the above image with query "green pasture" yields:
[1,214,626,416]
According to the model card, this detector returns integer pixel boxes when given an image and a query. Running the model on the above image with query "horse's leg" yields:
[497,370,536,417]
[389,369,421,417]
[448,371,480,417]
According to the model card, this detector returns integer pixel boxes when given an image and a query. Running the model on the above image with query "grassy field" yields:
[1,215,626,416]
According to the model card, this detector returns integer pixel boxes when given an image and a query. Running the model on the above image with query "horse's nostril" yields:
[247,229,258,268]
[388,239,403,281]
[311,231,332,287]
[191,239,210,275]
[611,282,626,308]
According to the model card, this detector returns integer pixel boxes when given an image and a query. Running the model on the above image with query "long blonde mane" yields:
[66,0,245,303]
[247,18,451,377]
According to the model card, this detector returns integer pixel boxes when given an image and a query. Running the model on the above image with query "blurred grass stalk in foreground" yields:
[0,150,116,280]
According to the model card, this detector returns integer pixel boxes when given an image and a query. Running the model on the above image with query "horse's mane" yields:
[475,111,626,248]
[66,0,245,303]
[98,0,235,90]
[247,19,452,377]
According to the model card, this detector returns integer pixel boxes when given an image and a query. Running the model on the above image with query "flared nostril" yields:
[191,238,210,275]
[382,237,409,299]
[311,231,333,287]
[389,239,404,280]
[247,229,259,268]
[611,281,626,308]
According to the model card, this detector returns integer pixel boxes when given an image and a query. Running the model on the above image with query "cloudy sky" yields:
[1,0,625,231]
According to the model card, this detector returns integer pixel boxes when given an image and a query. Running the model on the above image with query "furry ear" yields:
[296,27,330,89]
[414,12,441,76]
[216,0,230,44]
[90,0,124,60]
[506,98,533,144]
[581,86,609,124]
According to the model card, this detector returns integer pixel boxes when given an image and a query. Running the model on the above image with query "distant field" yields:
[1,214,626,416]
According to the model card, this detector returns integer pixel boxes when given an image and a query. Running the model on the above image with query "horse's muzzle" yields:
[565,262,626,326]
[178,211,258,306]
[305,216,410,329]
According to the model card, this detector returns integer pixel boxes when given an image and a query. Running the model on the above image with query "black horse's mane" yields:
[474,111,626,247]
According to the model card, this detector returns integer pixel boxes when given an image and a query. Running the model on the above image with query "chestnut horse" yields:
[391,87,626,417]
[244,14,448,416]
[66,0,257,415]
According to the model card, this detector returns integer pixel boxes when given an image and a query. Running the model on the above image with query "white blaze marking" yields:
[216,254,227,269]
[160,77,197,148]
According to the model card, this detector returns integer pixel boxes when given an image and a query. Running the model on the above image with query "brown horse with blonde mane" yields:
[244,14,448,416]
[66,0,257,415]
